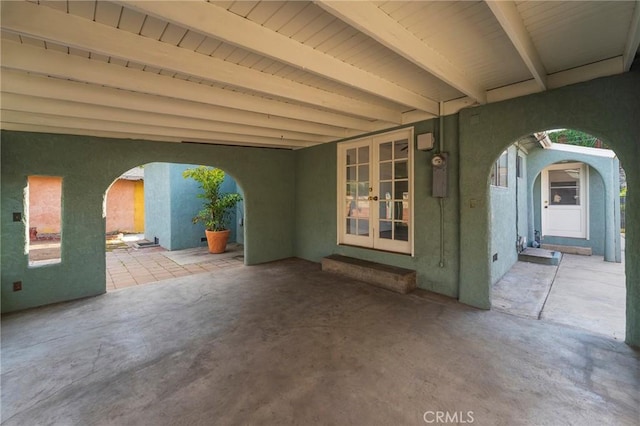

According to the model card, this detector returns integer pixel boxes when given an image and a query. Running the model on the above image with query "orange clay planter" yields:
[205,229,231,254]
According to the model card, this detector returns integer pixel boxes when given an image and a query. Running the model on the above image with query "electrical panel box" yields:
[432,153,448,198]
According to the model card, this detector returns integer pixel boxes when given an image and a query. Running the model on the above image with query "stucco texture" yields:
[1,73,639,346]
[458,72,639,345]
[295,116,461,299]
[1,133,295,312]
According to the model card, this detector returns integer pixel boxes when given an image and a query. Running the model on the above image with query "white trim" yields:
[336,128,414,255]
[542,162,589,239]
[548,142,616,158]
[442,57,624,116]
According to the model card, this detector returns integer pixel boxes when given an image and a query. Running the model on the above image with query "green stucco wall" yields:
[295,116,461,298]
[1,132,295,312]
[489,145,524,285]
[1,73,638,346]
[459,72,639,345]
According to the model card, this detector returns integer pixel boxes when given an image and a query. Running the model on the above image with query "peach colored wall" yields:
[28,176,142,234]
[28,176,62,233]
[106,179,138,233]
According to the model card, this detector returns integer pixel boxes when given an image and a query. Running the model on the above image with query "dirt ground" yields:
[28,240,61,262]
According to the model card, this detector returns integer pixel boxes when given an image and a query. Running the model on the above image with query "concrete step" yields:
[321,254,416,294]
[518,248,562,266]
[541,244,592,256]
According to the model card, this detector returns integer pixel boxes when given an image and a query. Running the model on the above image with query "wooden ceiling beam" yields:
[486,1,547,90]
[1,69,347,139]
[1,40,378,132]
[316,1,487,104]
[1,1,401,122]
[118,0,439,115]
[0,110,316,149]
[1,92,330,145]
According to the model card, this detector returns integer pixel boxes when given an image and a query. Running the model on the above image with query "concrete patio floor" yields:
[2,258,638,425]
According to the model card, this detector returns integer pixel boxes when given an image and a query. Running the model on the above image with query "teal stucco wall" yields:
[144,162,172,248]
[527,148,620,261]
[145,163,240,251]
[458,72,639,345]
[1,133,295,312]
[489,145,524,285]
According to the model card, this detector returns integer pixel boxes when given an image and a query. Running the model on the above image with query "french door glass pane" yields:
[345,144,370,237]
[379,162,392,180]
[379,220,392,239]
[394,181,408,199]
[379,181,392,199]
[394,223,409,241]
[358,146,369,163]
[346,182,356,197]
[358,165,369,182]
[394,139,408,159]
[346,218,357,234]
[394,161,408,179]
[358,219,370,236]
[379,201,392,220]
[380,142,392,161]
[346,166,356,181]
[346,148,356,165]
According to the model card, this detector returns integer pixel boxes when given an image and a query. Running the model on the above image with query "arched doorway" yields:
[487,131,626,339]
[103,162,245,291]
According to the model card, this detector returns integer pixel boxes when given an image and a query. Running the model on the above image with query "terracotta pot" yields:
[205,229,230,254]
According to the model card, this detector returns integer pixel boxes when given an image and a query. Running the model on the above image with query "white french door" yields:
[541,162,588,238]
[338,128,413,254]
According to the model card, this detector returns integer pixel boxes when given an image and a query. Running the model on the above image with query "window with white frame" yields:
[491,150,508,187]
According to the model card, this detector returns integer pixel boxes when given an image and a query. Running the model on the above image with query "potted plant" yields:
[182,166,242,254]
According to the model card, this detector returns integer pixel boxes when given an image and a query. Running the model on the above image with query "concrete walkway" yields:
[493,249,626,341]
[541,254,626,340]
[2,258,638,425]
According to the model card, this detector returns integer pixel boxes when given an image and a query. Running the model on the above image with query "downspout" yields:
[439,102,445,267]
[515,145,519,250]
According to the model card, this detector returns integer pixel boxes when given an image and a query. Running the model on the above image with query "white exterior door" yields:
[541,163,588,238]
[338,129,413,254]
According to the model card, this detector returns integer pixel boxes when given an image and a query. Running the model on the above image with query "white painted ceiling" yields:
[1,0,639,149]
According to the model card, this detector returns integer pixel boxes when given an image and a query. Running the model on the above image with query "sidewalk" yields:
[493,248,626,340]
[106,244,244,291]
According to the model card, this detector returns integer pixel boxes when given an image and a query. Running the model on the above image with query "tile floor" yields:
[105,245,243,291]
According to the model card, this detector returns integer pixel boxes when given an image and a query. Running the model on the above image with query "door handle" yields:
[368,196,379,201]
[544,206,548,209]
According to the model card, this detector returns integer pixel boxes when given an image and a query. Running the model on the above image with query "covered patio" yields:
[2,258,638,425]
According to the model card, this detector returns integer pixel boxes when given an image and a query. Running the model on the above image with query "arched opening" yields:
[488,129,626,339]
[103,162,245,291]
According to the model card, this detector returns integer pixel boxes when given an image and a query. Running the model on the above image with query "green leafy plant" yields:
[182,166,242,232]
